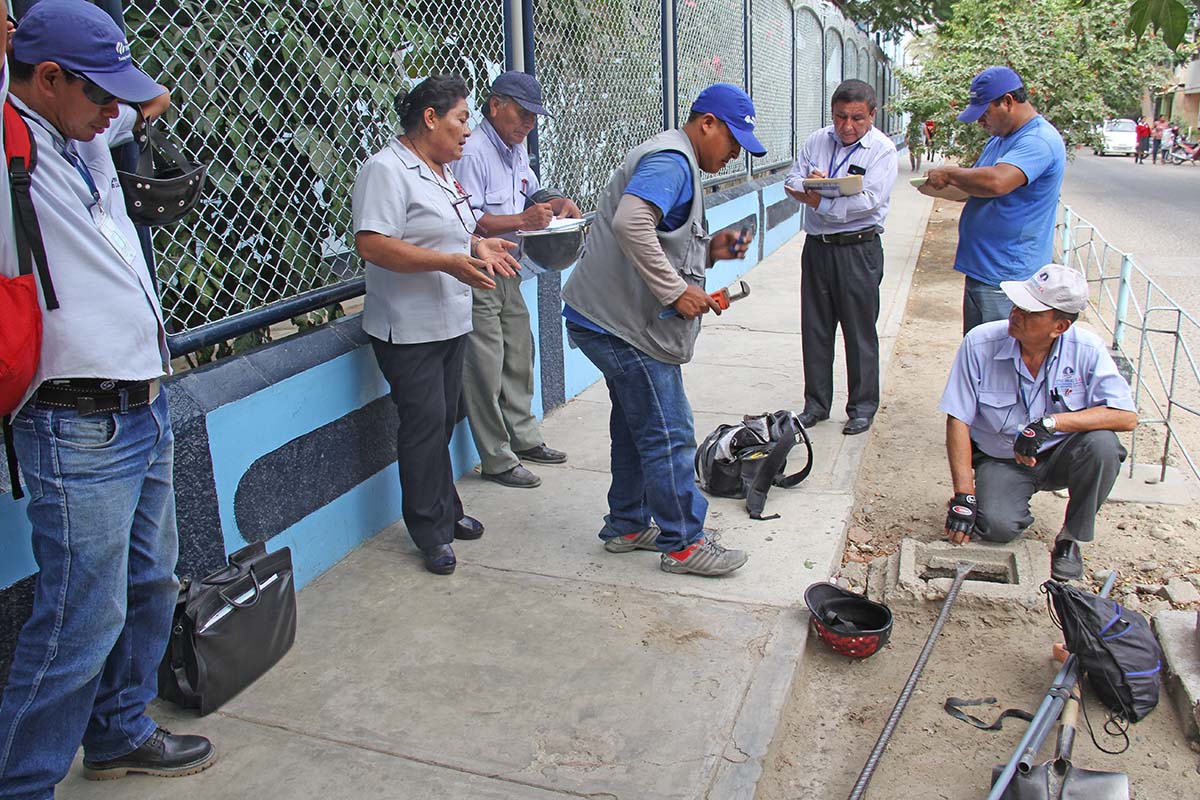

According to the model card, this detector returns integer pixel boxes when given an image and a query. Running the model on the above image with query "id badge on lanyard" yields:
[68,146,139,268]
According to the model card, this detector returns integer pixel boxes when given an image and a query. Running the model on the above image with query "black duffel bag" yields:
[159,542,297,715]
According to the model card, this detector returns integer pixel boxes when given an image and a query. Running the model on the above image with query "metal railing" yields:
[106,0,896,356]
[1055,203,1200,482]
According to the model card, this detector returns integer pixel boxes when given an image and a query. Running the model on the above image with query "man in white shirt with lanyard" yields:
[0,2,215,795]
[785,79,898,437]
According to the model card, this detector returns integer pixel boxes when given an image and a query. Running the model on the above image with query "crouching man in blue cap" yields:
[0,1,215,794]
[561,84,761,576]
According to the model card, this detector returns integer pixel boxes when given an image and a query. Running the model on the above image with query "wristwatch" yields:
[1041,415,1057,432]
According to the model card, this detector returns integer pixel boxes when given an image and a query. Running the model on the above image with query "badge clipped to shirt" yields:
[91,203,140,268]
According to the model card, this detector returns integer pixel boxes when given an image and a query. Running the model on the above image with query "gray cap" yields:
[1001,265,1088,314]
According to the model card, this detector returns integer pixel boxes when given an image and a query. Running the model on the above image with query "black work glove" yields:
[946,493,976,536]
[1014,418,1054,459]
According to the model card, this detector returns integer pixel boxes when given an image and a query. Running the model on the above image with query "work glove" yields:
[1014,418,1054,459]
[945,492,977,537]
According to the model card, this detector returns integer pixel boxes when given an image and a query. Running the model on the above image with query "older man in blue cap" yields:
[0,1,214,795]
[924,66,1066,334]
[561,83,761,577]
[454,71,581,489]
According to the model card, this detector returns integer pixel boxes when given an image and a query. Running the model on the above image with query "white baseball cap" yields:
[1001,265,1088,314]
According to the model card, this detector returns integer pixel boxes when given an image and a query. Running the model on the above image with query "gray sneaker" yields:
[603,524,662,553]
[660,534,748,576]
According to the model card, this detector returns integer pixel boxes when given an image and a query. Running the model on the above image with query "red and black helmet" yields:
[804,582,893,658]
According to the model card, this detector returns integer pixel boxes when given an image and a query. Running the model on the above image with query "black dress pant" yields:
[371,334,467,551]
[800,235,884,419]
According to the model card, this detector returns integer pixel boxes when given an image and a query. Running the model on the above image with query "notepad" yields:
[516,217,588,237]
[801,175,864,197]
[911,176,969,202]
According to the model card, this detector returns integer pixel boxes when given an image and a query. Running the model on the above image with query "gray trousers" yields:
[973,431,1126,544]
[462,272,543,474]
[800,236,884,419]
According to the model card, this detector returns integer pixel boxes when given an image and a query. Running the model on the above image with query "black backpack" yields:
[695,410,814,520]
[1044,580,1161,723]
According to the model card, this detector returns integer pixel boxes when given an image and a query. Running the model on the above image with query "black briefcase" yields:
[158,542,297,715]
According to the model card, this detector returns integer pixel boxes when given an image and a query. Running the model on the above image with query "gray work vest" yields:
[562,129,710,365]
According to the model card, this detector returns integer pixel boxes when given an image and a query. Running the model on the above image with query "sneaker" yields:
[83,727,216,780]
[603,524,662,553]
[660,534,748,576]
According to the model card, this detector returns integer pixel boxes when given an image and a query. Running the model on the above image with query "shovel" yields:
[990,685,1129,800]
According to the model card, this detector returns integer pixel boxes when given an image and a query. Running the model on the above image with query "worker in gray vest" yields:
[561,84,763,577]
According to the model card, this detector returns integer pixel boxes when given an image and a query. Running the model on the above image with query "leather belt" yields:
[811,227,881,246]
[34,378,160,416]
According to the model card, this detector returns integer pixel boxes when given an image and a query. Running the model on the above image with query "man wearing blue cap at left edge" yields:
[562,83,761,577]
[0,1,215,795]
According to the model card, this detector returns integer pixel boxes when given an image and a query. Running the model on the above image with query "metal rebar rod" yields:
[987,571,1118,799]
[846,562,974,800]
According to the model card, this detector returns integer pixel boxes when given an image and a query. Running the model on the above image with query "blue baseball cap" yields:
[690,83,767,157]
[957,66,1024,123]
[490,71,551,117]
[12,0,166,104]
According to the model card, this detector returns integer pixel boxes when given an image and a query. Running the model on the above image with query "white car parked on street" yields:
[1094,119,1137,156]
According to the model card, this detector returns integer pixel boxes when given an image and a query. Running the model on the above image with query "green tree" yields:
[894,0,1174,163]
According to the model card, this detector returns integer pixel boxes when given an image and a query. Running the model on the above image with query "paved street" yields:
[1060,149,1200,317]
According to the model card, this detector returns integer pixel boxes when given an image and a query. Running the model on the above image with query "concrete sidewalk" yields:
[59,186,933,800]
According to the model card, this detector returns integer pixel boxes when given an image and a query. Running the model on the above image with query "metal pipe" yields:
[847,562,974,800]
[1113,252,1134,351]
[988,571,1117,799]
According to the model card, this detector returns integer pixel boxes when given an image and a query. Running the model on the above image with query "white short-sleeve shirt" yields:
[352,139,474,344]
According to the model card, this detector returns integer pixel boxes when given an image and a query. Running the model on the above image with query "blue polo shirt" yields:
[955,115,1065,286]
[938,320,1135,459]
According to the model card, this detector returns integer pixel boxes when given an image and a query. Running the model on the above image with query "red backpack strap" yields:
[4,98,57,310]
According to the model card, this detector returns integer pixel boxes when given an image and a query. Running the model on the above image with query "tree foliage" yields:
[893,0,1174,162]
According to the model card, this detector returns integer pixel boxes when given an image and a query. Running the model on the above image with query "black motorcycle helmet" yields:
[521,188,586,271]
[804,582,893,658]
[118,122,206,227]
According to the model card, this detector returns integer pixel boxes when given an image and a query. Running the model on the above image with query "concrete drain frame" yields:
[868,539,1051,609]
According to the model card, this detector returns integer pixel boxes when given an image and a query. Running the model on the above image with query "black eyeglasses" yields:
[436,178,480,236]
[61,67,119,106]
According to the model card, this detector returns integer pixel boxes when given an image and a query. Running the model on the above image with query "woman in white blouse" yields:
[352,74,520,575]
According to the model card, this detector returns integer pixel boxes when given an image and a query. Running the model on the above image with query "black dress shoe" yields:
[515,443,567,464]
[843,417,873,436]
[481,464,542,488]
[82,727,216,780]
[796,411,828,429]
[422,544,456,575]
[455,515,484,540]
[1051,539,1083,581]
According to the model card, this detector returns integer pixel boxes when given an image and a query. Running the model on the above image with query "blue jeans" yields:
[962,276,1013,335]
[566,323,706,552]
[0,390,178,800]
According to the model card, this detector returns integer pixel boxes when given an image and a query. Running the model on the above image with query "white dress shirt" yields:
[786,125,898,235]
[352,139,474,344]
[1,96,170,414]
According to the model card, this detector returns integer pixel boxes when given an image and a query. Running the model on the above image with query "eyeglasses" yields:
[436,178,481,236]
[61,67,119,106]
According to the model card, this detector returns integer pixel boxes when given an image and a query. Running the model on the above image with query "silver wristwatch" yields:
[1041,415,1057,432]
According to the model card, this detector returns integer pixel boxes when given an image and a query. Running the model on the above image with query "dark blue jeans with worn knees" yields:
[962,276,1014,335]
[567,323,707,553]
[0,390,178,800]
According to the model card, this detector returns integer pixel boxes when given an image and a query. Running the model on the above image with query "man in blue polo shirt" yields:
[938,266,1136,581]
[925,66,1065,334]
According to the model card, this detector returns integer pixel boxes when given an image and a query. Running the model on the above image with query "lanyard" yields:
[827,142,862,178]
[62,148,103,209]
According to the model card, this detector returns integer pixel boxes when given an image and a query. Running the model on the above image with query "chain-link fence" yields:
[125,0,505,341]
[794,4,824,153]
[119,0,895,351]
[750,0,792,172]
[532,0,663,214]
[676,0,746,182]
